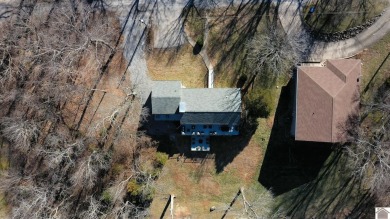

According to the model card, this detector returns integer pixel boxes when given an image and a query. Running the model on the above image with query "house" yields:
[377,208,390,219]
[151,80,241,151]
[292,59,361,143]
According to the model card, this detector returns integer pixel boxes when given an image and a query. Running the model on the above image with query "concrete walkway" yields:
[279,0,390,62]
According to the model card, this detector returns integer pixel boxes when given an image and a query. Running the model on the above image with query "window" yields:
[220,125,229,132]
[203,125,207,129]
[191,125,195,129]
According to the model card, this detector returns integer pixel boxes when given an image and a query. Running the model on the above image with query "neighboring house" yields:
[292,59,361,143]
[377,208,390,219]
[151,80,241,151]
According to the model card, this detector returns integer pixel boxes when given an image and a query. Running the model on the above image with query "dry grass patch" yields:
[149,136,265,219]
[147,44,207,88]
[0,193,9,219]
[355,33,390,101]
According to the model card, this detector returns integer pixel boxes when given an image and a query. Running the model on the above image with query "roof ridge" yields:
[299,68,334,98]
[377,207,390,213]
[327,59,360,78]
[333,61,360,98]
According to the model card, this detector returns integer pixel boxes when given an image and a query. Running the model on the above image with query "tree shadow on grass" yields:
[209,0,277,85]
[259,79,372,218]
[258,78,333,196]
[212,118,258,173]
[273,148,371,218]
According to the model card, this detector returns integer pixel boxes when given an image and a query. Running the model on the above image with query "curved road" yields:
[279,0,390,61]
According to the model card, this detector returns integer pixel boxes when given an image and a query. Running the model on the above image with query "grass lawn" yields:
[146,44,208,88]
[149,125,271,219]
[356,33,390,102]
[208,7,271,88]
[303,0,388,33]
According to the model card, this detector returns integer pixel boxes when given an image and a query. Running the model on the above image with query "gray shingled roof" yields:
[151,81,181,114]
[181,112,240,125]
[181,88,241,112]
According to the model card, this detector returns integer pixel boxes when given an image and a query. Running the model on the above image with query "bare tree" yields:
[0,173,52,219]
[71,150,111,191]
[39,136,85,170]
[80,196,104,219]
[0,0,158,217]
[345,90,390,197]
[0,117,40,153]
[11,185,51,219]
[108,200,149,219]
[247,26,299,78]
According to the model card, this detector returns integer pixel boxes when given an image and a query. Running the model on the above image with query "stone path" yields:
[279,0,390,61]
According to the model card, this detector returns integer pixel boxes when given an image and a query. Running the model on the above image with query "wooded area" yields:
[0,0,161,218]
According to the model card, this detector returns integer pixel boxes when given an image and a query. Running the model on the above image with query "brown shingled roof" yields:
[295,59,361,143]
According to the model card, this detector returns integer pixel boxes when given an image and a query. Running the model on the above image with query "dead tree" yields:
[71,150,110,191]
[345,90,390,197]
[244,26,308,93]
[0,117,40,154]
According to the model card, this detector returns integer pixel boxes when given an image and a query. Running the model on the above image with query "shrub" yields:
[154,152,168,168]
[101,190,112,204]
[127,179,142,196]
[111,164,124,176]
[0,158,8,171]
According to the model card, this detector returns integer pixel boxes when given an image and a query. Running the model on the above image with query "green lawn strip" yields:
[360,33,390,102]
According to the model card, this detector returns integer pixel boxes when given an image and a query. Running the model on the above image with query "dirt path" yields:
[279,0,390,61]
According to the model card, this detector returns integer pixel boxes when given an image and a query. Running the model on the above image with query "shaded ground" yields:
[205,1,273,87]
[259,79,332,195]
[357,33,390,101]
[303,0,388,33]
[274,149,370,218]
